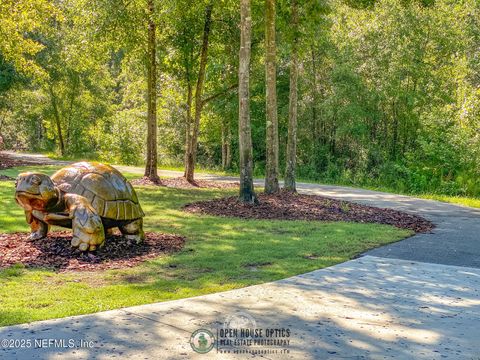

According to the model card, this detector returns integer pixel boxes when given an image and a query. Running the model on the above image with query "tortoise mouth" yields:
[15,191,42,198]
[15,192,52,212]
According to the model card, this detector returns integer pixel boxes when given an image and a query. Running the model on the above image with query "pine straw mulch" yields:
[131,176,239,189]
[184,190,434,233]
[0,231,185,272]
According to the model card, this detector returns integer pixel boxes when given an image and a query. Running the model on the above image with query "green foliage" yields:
[292,0,480,196]
[94,110,146,165]
[0,0,60,77]
[0,55,20,94]
[1,0,480,197]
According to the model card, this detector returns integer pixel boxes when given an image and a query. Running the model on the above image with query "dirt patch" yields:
[0,231,185,272]
[131,176,239,189]
[184,190,434,233]
[243,262,273,272]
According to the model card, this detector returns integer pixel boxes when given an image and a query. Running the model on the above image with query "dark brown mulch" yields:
[131,176,239,189]
[0,153,41,170]
[0,231,185,272]
[184,190,434,233]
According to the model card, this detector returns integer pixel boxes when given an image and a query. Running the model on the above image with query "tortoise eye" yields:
[31,176,41,186]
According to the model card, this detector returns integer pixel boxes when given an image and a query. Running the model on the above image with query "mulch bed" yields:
[0,231,185,271]
[184,190,434,233]
[131,176,239,189]
[0,152,41,170]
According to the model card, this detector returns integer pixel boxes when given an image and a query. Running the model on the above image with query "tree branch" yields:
[202,83,238,106]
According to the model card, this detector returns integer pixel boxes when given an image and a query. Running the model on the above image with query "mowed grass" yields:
[418,194,480,209]
[0,166,412,327]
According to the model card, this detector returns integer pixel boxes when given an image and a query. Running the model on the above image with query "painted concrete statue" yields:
[15,162,145,251]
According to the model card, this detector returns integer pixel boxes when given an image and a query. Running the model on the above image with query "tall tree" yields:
[77,0,162,181]
[238,0,257,203]
[144,0,160,181]
[184,3,213,183]
[284,0,299,191]
[31,0,111,157]
[264,0,280,194]
[221,117,232,170]
[48,85,66,155]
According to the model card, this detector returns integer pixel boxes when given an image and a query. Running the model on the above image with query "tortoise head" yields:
[15,172,58,211]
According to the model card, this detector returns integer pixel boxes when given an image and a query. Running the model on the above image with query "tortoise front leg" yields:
[65,194,105,251]
[26,210,49,241]
[70,208,105,251]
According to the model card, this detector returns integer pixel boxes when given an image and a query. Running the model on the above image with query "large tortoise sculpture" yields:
[15,162,145,251]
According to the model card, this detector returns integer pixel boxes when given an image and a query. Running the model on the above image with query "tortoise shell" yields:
[51,162,144,221]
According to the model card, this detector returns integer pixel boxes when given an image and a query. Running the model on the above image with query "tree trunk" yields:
[183,76,193,176]
[221,117,233,170]
[222,122,226,169]
[185,3,213,183]
[221,120,227,169]
[225,124,232,169]
[36,117,43,144]
[284,0,299,192]
[238,0,257,203]
[48,85,65,156]
[144,0,160,182]
[264,0,279,194]
[310,47,319,168]
[391,100,398,160]
[0,109,6,150]
[65,73,79,147]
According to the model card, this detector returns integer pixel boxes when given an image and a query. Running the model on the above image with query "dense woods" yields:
[1,0,479,196]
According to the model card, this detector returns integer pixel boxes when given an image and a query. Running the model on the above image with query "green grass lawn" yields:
[418,194,480,209]
[0,166,412,327]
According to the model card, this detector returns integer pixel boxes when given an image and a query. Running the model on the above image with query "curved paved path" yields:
[284,183,480,268]
[1,151,480,359]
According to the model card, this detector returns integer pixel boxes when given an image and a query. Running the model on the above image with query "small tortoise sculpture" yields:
[15,162,145,251]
